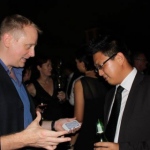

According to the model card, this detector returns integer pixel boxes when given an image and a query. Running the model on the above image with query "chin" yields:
[19,63,25,68]
[107,80,112,85]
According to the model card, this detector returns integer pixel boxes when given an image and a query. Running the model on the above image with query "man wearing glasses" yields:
[95,53,117,72]
[89,34,150,150]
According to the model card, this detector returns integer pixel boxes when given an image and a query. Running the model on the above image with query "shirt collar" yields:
[0,59,11,74]
[118,67,137,91]
[0,59,24,83]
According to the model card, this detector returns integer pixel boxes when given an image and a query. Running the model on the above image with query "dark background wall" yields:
[0,0,150,62]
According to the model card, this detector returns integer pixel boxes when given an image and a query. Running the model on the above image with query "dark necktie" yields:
[105,86,124,142]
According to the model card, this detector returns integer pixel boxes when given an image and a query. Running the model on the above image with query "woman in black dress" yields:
[70,45,108,150]
[27,55,67,121]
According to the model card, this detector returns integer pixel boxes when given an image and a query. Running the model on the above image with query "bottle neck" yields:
[97,119,104,133]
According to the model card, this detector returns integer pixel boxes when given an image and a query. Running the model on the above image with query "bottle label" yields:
[97,122,103,134]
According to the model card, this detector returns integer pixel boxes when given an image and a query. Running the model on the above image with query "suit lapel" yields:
[119,72,144,141]
[104,87,116,127]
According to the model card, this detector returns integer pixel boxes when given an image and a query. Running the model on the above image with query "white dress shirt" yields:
[108,67,137,143]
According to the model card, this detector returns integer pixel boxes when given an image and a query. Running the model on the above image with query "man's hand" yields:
[55,118,81,133]
[23,111,71,149]
[94,142,119,150]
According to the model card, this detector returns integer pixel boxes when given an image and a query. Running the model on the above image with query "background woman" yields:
[27,55,67,121]
[70,45,108,150]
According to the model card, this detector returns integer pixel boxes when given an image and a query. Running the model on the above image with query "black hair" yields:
[75,44,95,71]
[89,34,131,63]
[35,55,51,67]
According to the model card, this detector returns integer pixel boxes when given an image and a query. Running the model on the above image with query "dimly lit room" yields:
[0,0,150,62]
[1,1,150,150]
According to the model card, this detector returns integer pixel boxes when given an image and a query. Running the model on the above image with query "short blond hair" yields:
[0,14,42,40]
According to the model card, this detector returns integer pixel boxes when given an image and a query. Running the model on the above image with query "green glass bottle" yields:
[95,119,107,142]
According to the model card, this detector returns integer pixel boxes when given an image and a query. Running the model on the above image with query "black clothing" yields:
[74,77,108,150]
[104,72,150,149]
[32,80,66,120]
[0,64,36,150]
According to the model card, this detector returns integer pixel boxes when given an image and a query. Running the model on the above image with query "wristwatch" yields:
[51,120,56,131]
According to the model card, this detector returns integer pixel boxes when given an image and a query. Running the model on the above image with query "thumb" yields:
[26,111,42,129]
[35,111,42,123]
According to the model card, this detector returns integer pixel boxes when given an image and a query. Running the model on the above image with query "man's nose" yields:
[29,49,35,57]
[98,69,104,76]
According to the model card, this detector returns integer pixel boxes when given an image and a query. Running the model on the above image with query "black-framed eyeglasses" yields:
[95,53,117,72]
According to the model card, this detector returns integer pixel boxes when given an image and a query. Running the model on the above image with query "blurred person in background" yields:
[22,59,33,86]
[27,55,67,121]
[69,45,108,150]
[63,61,84,117]
[131,50,149,74]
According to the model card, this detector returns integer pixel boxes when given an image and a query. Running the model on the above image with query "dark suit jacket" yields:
[104,72,150,150]
[0,64,36,136]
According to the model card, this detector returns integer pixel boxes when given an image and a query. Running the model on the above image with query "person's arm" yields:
[1,111,71,150]
[74,80,84,122]
[41,117,77,131]
[57,91,66,102]
[70,79,84,147]
[26,83,36,97]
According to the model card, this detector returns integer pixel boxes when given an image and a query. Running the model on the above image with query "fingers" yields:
[45,145,57,150]
[41,132,71,146]
[94,142,110,149]
[35,111,42,122]
[57,91,65,99]
[48,130,70,137]
[48,136,71,144]
[26,111,41,129]
[69,126,81,133]
[36,107,43,113]
[65,118,77,122]
[41,145,57,150]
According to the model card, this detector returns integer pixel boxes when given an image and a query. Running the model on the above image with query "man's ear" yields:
[116,52,125,65]
[2,33,12,48]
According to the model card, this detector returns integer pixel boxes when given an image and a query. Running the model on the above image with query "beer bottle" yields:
[95,119,107,142]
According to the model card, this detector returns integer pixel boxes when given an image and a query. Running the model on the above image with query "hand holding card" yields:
[62,120,81,131]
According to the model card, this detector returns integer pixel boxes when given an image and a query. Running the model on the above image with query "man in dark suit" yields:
[89,34,150,150]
